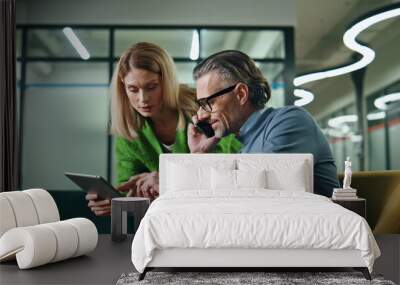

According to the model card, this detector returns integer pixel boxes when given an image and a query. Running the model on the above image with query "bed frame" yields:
[138,154,372,281]
[139,248,371,280]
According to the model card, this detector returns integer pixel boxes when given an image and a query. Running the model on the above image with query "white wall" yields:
[17,0,296,26]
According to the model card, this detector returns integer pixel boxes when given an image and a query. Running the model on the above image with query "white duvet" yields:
[131,190,380,273]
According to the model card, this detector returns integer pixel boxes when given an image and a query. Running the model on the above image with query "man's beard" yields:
[214,113,230,138]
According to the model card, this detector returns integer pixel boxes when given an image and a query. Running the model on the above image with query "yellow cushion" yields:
[338,171,400,234]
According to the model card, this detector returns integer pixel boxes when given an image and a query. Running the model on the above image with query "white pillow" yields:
[211,168,236,190]
[211,169,267,190]
[166,160,235,192]
[238,159,309,192]
[167,162,208,191]
[236,169,267,188]
[266,164,307,191]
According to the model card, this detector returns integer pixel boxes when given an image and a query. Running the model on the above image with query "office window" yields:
[386,82,400,170]
[342,105,360,171]
[257,63,285,107]
[27,29,109,58]
[388,105,400,170]
[22,62,109,190]
[322,109,345,173]
[318,105,357,173]
[201,30,285,59]
[368,122,387,170]
[367,90,386,170]
[175,62,197,86]
[320,79,400,172]
[115,29,193,58]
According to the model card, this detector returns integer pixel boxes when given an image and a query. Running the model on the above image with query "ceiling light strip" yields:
[63,27,90,60]
[190,30,200,61]
[366,111,386,120]
[293,6,400,106]
[374,92,400,110]
[294,7,400,87]
[294,89,314,106]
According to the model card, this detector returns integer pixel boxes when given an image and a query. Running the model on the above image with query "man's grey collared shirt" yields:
[238,106,339,197]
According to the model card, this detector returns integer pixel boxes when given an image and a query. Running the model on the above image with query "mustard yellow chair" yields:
[338,171,400,234]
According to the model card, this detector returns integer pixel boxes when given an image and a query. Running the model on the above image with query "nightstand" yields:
[111,197,150,242]
[331,197,366,219]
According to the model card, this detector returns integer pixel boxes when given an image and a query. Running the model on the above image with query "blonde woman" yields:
[86,42,241,216]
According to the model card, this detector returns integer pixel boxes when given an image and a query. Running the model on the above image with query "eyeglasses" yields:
[196,83,238,112]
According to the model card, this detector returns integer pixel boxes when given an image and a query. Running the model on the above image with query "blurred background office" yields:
[15,0,400,191]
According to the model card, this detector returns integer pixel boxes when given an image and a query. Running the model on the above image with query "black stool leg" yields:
[354,267,372,280]
[138,267,148,281]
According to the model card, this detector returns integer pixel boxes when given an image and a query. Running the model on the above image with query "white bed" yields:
[131,154,380,280]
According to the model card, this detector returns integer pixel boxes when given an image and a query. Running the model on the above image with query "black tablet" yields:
[65,172,122,199]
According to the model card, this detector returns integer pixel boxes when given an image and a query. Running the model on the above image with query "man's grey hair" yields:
[193,50,271,109]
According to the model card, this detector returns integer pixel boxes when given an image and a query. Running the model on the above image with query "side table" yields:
[111,197,150,242]
[331,197,366,219]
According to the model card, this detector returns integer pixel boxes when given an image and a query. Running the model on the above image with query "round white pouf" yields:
[42,221,79,262]
[0,196,17,237]
[24,189,60,224]
[0,225,57,269]
[0,218,98,269]
[1,191,39,227]
[65,218,98,257]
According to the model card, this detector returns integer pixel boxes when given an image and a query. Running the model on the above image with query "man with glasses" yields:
[188,50,339,197]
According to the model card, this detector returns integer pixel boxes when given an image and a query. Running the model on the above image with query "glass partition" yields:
[319,79,400,172]
[385,81,400,170]
[175,62,197,86]
[201,30,285,59]
[257,63,285,107]
[115,29,193,58]
[27,29,109,58]
[22,62,109,190]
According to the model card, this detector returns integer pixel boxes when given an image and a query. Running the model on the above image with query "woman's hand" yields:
[86,172,160,216]
[85,193,111,216]
[85,177,138,216]
[85,178,139,216]
[117,171,159,200]
[85,173,149,216]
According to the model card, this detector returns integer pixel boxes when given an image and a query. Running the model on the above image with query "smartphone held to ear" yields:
[195,120,215,138]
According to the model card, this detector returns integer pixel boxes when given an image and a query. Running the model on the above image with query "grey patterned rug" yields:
[116,271,395,285]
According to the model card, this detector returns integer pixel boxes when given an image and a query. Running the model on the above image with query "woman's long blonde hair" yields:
[110,42,197,140]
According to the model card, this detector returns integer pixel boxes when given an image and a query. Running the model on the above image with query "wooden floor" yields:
[0,235,398,284]
[373,235,400,284]
[0,235,135,285]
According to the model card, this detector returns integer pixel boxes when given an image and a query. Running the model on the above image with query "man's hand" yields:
[85,193,111,216]
[188,122,220,153]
